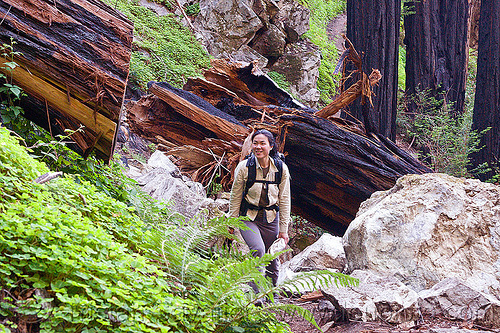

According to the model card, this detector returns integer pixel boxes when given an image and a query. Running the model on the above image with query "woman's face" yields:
[252,133,272,160]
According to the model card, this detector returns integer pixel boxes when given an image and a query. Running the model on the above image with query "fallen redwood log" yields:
[278,111,432,235]
[0,0,132,159]
[126,59,432,234]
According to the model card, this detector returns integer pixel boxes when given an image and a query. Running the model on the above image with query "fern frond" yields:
[279,269,359,294]
[263,303,322,332]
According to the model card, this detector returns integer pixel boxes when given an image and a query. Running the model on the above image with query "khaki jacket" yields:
[229,157,291,233]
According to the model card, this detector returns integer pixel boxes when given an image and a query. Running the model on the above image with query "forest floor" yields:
[327,12,347,53]
[279,297,498,333]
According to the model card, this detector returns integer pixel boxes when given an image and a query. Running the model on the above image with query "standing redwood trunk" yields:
[346,0,401,140]
[468,0,481,50]
[470,0,500,180]
[404,0,469,117]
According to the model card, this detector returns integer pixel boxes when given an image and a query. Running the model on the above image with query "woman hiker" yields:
[229,129,291,294]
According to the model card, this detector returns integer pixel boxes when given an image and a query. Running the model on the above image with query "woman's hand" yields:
[278,232,289,245]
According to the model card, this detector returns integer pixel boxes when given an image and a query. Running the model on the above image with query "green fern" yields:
[280,269,359,294]
[145,212,359,332]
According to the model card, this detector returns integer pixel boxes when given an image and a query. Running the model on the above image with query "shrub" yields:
[397,88,484,177]
[267,71,293,95]
[396,49,488,178]
[0,39,25,124]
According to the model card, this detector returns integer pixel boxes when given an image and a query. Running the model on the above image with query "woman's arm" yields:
[277,163,291,243]
[228,161,246,218]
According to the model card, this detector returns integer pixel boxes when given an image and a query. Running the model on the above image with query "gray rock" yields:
[126,151,215,218]
[277,233,346,292]
[322,270,419,324]
[147,150,178,175]
[229,45,268,70]
[275,0,310,42]
[194,0,263,57]
[252,0,279,27]
[270,40,320,107]
[418,277,500,328]
[318,299,335,312]
[134,168,205,218]
[343,173,500,299]
[250,24,287,58]
[285,233,346,272]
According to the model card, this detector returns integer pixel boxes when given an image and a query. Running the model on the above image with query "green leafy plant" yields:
[0,126,359,332]
[102,0,210,89]
[18,125,140,205]
[146,212,358,332]
[0,39,25,124]
[397,86,485,177]
[397,48,488,178]
[147,142,157,152]
[184,2,200,16]
[151,0,174,10]
[267,71,293,95]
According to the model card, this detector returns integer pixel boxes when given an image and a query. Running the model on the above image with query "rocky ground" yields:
[280,297,499,333]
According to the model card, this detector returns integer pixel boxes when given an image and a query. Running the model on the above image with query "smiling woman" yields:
[229,129,291,294]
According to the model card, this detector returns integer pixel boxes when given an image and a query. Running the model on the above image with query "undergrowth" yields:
[0,126,358,332]
[267,71,293,95]
[396,51,485,177]
[0,39,25,124]
[102,0,210,89]
[297,0,346,105]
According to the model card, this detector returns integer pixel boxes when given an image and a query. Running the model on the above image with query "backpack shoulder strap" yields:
[239,154,256,216]
[273,155,283,185]
[244,154,257,194]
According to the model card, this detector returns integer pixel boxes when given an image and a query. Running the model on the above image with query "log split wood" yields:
[315,69,382,119]
[126,59,432,234]
[0,0,132,159]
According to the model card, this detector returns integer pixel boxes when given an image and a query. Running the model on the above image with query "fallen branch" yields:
[315,69,382,119]
[33,172,63,184]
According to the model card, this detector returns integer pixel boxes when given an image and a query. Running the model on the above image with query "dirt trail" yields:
[326,12,347,54]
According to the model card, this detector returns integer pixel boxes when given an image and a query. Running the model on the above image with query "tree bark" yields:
[468,0,481,50]
[0,0,132,159]
[404,0,469,117]
[346,0,401,140]
[470,0,500,180]
[279,111,432,235]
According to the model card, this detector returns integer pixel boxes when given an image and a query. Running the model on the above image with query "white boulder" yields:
[322,270,419,324]
[419,277,500,328]
[343,173,500,298]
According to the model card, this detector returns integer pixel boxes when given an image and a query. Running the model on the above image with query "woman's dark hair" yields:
[252,129,278,157]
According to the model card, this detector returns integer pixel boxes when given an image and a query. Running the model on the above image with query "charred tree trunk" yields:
[279,111,432,235]
[470,0,500,180]
[0,0,133,159]
[404,0,469,117]
[345,0,401,140]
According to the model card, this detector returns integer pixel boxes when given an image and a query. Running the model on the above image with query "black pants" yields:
[240,212,279,289]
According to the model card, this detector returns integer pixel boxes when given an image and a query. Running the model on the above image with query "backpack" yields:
[239,152,285,216]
